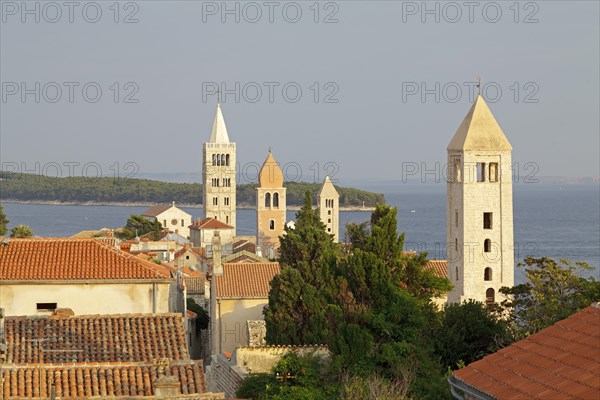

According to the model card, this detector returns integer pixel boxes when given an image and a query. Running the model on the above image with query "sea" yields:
[2,184,599,284]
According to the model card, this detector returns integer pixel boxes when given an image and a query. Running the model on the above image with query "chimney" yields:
[153,375,181,396]
[212,231,223,275]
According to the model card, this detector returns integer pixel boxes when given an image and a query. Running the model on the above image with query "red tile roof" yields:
[4,313,188,364]
[424,260,448,278]
[1,360,205,398]
[185,276,206,294]
[452,304,600,400]
[215,262,280,298]
[141,204,173,217]
[0,238,172,281]
[189,218,233,230]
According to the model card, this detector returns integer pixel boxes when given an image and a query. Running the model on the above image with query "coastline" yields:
[0,199,376,212]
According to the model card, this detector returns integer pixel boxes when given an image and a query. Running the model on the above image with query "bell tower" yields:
[318,176,340,242]
[202,103,236,233]
[447,95,514,306]
[256,151,286,259]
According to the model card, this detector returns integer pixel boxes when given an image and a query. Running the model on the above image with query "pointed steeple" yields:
[318,176,338,198]
[258,151,284,188]
[209,103,230,143]
[447,95,512,151]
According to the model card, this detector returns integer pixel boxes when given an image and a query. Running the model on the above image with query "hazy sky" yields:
[1,1,598,186]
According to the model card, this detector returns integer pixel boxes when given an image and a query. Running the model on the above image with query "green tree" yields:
[0,204,8,236]
[10,224,34,238]
[115,214,162,240]
[265,191,338,345]
[434,300,512,369]
[500,257,600,336]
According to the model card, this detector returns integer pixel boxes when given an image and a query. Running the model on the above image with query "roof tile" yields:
[215,262,280,298]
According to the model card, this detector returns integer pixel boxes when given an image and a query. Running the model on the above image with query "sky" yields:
[1,0,598,187]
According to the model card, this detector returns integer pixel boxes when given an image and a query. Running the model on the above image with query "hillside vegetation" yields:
[0,171,384,207]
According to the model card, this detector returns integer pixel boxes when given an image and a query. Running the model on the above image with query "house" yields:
[174,245,208,272]
[0,309,223,398]
[0,238,174,316]
[189,217,235,250]
[448,303,600,399]
[210,262,281,355]
[142,202,192,239]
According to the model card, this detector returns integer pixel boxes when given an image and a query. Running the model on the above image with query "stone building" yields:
[142,202,192,239]
[203,103,237,232]
[446,95,514,305]
[0,238,174,316]
[318,176,340,242]
[256,151,287,259]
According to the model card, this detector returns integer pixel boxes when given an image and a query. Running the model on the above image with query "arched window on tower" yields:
[484,267,492,281]
[484,239,491,253]
[486,288,495,308]
[265,192,271,208]
[454,158,461,182]
[212,154,216,166]
[489,163,498,182]
[216,154,221,166]
[226,154,230,166]
[273,192,279,208]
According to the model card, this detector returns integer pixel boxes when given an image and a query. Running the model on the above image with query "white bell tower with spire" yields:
[447,94,514,306]
[203,102,237,233]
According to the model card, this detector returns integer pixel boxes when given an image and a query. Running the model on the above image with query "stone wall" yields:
[234,345,331,374]
[204,354,248,399]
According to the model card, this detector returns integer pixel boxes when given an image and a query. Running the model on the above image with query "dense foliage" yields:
[114,214,162,240]
[500,257,600,337]
[10,224,34,238]
[0,171,384,207]
[0,204,8,236]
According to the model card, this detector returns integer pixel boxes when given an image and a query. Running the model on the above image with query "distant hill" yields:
[0,171,385,207]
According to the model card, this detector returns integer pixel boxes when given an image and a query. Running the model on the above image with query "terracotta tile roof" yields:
[189,218,233,230]
[215,262,280,299]
[452,304,600,400]
[0,360,205,398]
[424,260,448,278]
[141,203,173,217]
[4,313,188,364]
[0,238,172,281]
[185,276,206,294]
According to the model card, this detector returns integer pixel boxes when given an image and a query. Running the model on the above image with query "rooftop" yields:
[4,312,189,364]
[141,203,174,217]
[451,304,600,399]
[189,218,234,230]
[0,360,206,398]
[215,262,280,298]
[0,238,172,281]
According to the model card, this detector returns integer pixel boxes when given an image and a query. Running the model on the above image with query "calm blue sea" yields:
[3,184,599,283]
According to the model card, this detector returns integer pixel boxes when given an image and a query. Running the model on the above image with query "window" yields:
[265,192,271,207]
[455,238,458,251]
[454,158,462,182]
[226,154,230,166]
[455,210,458,228]
[477,162,486,182]
[163,220,167,227]
[328,210,331,215]
[328,218,331,223]
[483,213,493,229]
[216,154,221,166]
[486,288,495,308]
[269,220,275,230]
[181,219,184,227]
[186,255,190,260]
[224,197,230,206]
[328,228,331,232]
[212,154,216,166]
[37,303,57,312]
[484,267,493,281]
[484,239,491,252]
[273,192,279,208]
[213,197,218,206]
[226,216,229,223]
[489,163,498,182]
[455,267,459,281]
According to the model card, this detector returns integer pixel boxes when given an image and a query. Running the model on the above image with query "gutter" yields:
[448,375,496,400]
